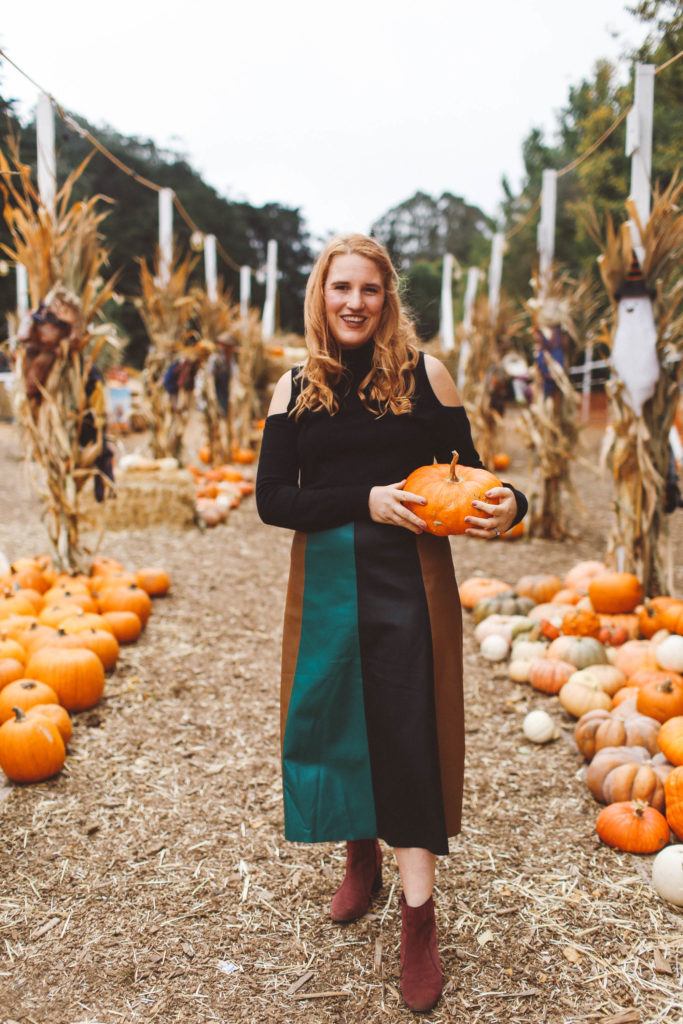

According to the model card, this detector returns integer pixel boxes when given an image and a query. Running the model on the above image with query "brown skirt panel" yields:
[279,531,306,751]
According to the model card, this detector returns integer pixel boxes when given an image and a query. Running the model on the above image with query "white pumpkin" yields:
[523,709,558,744]
[565,664,626,697]
[480,634,510,662]
[655,635,683,673]
[474,615,529,645]
[651,845,683,907]
[509,659,532,683]
[512,640,548,662]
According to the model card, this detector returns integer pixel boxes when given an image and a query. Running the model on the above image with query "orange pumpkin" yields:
[0,678,59,723]
[90,556,124,577]
[0,706,66,783]
[198,445,212,464]
[459,578,511,610]
[613,640,659,679]
[553,588,582,605]
[231,447,256,465]
[135,568,171,597]
[39,603,85,628]
[665,767,683,840]
[658,716,683,767]
[589,573,644,614]
[499,521,524,541]
[516,575,564,605]
[574,707,661,760]
[595,800,670,854]
[26,703,73,745]
[26,647,105,712]
[0,658,25,691]
[528,658,575,694]
[564,560,608,592]
[20,623,60,656]
[0,594,37,619]
[612,686,640,709]
[0,639,26,664]
[636,674,683,724]
[97,584,151,626]
[492,452,510,471]
[403,452,502,537]
[100,610,142,644]
[630,667,683,689]
[10,567,50,595]
[663,603,683,636]
[562,609,601,638]
[59,612,115,635]
[597,614,639,640]
[60,628,119,671]
[638,597,680,639]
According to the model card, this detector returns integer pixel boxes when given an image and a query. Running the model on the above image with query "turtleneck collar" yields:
[339,338,375,378]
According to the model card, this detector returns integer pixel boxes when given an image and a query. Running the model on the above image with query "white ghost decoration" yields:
[612,295,659,415]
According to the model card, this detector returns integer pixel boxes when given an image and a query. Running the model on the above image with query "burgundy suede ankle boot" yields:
[330,839,382,923]
[399,893,444,1012]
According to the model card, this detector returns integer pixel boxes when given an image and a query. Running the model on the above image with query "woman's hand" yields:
[464,487,518,540]
[369,479,427,534]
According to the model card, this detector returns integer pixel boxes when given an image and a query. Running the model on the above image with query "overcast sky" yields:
[1,1,649,245]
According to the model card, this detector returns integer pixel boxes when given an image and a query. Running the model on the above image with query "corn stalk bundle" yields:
[196,285,241,464]
[588,177,683,595]
[0,142,118,572]
[230,310,265,451]
[460,294,519,467]
[519,272,603,539]
[137,252,198,462]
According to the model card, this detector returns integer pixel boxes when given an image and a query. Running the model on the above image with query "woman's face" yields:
[323,253,385,348]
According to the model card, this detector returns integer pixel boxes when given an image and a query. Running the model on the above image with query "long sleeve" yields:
[256,413,374,532]
[433,405,528,527]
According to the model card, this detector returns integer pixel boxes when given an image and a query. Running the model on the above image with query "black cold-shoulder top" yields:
[256,341,528,533]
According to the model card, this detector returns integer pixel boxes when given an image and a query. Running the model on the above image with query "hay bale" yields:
[81,467,196,531]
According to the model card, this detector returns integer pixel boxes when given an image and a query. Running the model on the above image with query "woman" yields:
[256,235,527,1012]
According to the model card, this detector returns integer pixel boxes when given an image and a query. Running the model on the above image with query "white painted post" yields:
[440,253,455,352]
[488,232,505,324]
[36,93,56,215]
[16,264,29,318]
[262,239,278,341]
[457,267,480,391]
[204,234,218,303]
[537,169,557,295]
[158,188,174,286]
[625,63,655,263]
[240,266,251,325]
[581,344,594,422]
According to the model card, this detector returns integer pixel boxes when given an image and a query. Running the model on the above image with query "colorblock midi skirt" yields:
[280,520,464,856]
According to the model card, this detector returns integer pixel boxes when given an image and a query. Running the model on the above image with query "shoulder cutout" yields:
[267,370,293,416]
[424,353,462,407]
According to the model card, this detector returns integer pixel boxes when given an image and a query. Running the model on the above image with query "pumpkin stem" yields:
[632,799,647,817]
[12,706,26,721]
[449,451,461,483]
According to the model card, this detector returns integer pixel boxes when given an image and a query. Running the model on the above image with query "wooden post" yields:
[36,93,56,215]
[204,234,217,303]
[457,267,480,391]
[262,239,278,341]
[626,63,655,263]
[439,254,455,352]
[158,188,174,286]
[488,232,505,324]
[240,265,251,324]
[537,169,557,296]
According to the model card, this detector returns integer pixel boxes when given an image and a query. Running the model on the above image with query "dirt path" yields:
[0,421,681,1024]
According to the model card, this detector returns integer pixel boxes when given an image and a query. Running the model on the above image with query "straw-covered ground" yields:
[1,417,682,1024]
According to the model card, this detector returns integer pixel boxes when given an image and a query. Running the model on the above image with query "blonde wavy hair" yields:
[292,234,420,419]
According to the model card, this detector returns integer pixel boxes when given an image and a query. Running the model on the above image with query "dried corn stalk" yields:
[230,310,265,451]
[137,252,198,462]
[0,141,118,572]
[196,285,241,464]
[588,177,683,595]
[459,294,518,467]
[519,272,603,538]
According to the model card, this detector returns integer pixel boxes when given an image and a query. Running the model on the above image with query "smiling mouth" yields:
[340,315,367,327]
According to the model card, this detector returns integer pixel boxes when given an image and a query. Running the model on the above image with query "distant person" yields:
[256,235,527,1012]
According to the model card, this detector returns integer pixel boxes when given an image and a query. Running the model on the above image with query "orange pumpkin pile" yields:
[188,458,255,528]
[0,554,171,785]
[460,559,683,858]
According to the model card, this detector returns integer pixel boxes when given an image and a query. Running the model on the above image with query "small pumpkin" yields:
[39,603,85,628]
[0,706,66,783]
[613,640,659,679]
[511,640,548,662]
[516,574,563,605]
[656,635,683,674]
[100,610,142,644]
[26,647,105,712]
[10,567,50,595]
[589,573,644,615]
[662,602,683,636]
[0,678,59,723]
[26,703,73,745]
[596,800,670,853]
[404,452,502,536]
[492,452,510,471]
[528,602,577,625]
[90,556,124,577]
[480,634,510,662]
[651,845,683,907]
[474,614,532,644]
[597,613,639,640]
[43,588,96,614]
[0,658,26,690]
[59,612,114,635]
[472,593,535,623]
[0,638,26,664]
[509,660,533,683]
[562,609,601,638]
[559,675,612,718]
[500,521,525,541]
[612,686,640,709]
[135,568,171,597]
[552,588,582,606]
[540,619,561,641]
[665,767,683,840]
[638,597,680,639]
[528,658,575,695]
[658,716,683,767]
[64,628,120,671]
[523,709,558,743]
[547,636,607,670]
[0,594,37,619]
[97,585,151,626]
[636,675,683,724]
[564,560,608,592]
[599,758,672,812]
[574,709,661,760]
[20,623,60,656]
[459,578,511,610]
